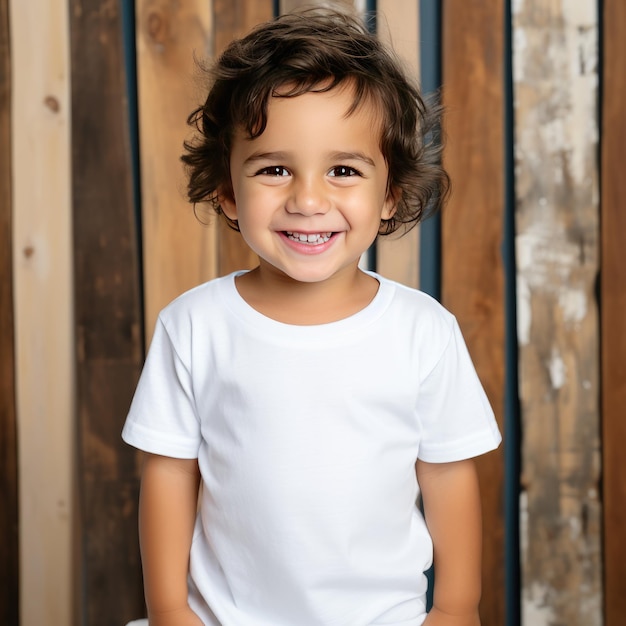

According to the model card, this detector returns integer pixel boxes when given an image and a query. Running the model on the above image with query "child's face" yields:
[221,84,396,286]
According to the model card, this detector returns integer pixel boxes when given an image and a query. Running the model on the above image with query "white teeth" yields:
[286,231,332,244]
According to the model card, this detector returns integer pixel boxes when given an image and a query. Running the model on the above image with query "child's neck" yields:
[234,266,379,325]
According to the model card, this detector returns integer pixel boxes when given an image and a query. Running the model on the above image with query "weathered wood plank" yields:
[441,3,506,625]
[375,0,420,289]
[0,1,19,624]
[136,0,216,339]
[69,1,145,623]
[601,1,626,623]
[280,0,357,13]
[512,3,601,624]
[213,0,273,276]
[10,1,73,624]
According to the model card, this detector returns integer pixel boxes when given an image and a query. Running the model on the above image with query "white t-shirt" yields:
[122,272,501,626]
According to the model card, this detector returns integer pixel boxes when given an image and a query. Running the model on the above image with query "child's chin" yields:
[272,266,340,284]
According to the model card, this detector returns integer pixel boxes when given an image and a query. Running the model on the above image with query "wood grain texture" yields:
[441,3,506,625]
[281,0,357,13]
[375,0,420,288]
[213,0,273,276]
[136,0,215,339]
[10,1,73,623]
[70,1,144,623]
[512,3,601,624]
[0,1,19,624]
[601,1,626,623]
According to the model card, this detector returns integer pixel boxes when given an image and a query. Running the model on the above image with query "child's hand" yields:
[422,606,481,626]
[147,606,205,626]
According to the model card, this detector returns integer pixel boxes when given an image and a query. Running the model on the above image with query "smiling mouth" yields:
[285,231,333,245]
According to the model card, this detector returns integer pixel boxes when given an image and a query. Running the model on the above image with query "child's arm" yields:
[139,453,203,626]
[416,458,483,626]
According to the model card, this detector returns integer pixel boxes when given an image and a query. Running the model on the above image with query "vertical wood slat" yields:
[70,1,145,623]
[10,1,73,624]
[375,0,420,289]
[136,0,216,340]
[441,3,506,625]
[213,0,273,276]
[601,1,626,623]
[512,3,602,625]
[0,1,19,625]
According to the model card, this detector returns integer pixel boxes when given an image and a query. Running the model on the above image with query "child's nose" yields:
[285,177,331,215]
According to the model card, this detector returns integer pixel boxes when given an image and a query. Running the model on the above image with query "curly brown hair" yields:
[182,7,449,235]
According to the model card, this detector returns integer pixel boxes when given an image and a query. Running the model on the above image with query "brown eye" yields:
[258,166,289,177]
[328,165,360,177]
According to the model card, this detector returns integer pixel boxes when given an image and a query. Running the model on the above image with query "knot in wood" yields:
[44,96,60,113]
[147,11,168,46]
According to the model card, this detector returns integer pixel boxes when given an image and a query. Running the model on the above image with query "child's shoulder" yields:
[158,272,237,324]
[376,273,455,325]
[374,273,458,352]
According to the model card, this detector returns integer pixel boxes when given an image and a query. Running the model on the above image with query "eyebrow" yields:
[243,151,289,166]
[330,151,376,167]
[243,150,377,167]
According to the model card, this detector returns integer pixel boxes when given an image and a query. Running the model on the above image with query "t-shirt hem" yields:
[417,426,502,464]
[122,418,200,459]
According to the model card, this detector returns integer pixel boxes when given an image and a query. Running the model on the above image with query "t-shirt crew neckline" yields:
[221,270,395,343]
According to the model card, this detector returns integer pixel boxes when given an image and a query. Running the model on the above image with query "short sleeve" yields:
[416,318,501,463]
[122,317,201,458]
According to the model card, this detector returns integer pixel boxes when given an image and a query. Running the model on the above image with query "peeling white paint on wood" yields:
[558,286,587,325]
[516,221,590,332]
[513,0,602,624]
[517,275,531,346]
[513,27,527,82]
[523,583,558,626]
[548,347,566,390]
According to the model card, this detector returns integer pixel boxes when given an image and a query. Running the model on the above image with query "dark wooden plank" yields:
[513,3,601,624]
[0,2,19,624]
[441,3,506,625]
[602,1,626,623]
[69,1,145,623]
[214,0,274,276]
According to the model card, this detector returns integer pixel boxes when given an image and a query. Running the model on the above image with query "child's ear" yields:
[219,187,237,220]
[381,186,399,220]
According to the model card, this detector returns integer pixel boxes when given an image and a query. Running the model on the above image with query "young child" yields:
[122,8,501,626]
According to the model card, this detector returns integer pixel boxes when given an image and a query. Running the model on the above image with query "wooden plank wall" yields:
[213,0,272,276]
[281,0,356,14]
[136,0,217,341]
[601,1,626,624]
[0,1,19,625]
[441,3,506,625]
[513,2,602,625]
[10,1,74,624]
[376,0,420,289]
[69,1,144,624]
[3,1,626,624]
